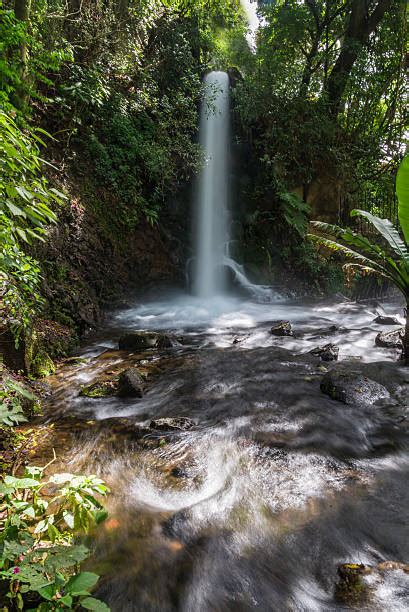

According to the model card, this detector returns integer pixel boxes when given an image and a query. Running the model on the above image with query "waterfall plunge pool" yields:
[38,291,409,611]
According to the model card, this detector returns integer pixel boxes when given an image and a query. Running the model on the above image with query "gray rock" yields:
[310,343,339,361]
[150,417,194,432]
[321,368,390,407]
[373,315,401,326]
[117,368,144,397]
[375,328,404,349]
[270,321,293,337]
[171,467,189,478]
[118,331,173,351]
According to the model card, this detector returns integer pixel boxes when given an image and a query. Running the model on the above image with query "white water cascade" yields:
[194,71,230,298]
[193,71,278,303]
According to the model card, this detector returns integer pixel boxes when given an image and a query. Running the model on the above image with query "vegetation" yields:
[309,155,409,358]
[0,463,109,610]
[0,1,408,608]
[233,0,406,279]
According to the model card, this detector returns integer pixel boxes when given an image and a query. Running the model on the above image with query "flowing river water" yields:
[40,292,409,611]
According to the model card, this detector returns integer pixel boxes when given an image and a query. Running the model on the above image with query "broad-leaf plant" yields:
[309,154,409,359]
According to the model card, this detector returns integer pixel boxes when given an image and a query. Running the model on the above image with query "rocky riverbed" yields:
[34,293,409,611]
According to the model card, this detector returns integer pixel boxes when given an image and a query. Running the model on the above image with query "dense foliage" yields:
[0,110,63,341]
[309,155,409,357]
[0,464,109,610]
[232,0,407,281]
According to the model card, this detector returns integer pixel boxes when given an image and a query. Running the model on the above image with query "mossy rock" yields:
[30,351,56,378]
[321,368,390,407]
[335,563,373,607]
[80,380,118,398]
[26,319,77,378]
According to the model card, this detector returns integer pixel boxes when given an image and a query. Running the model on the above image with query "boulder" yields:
[373,315,401,326]
[270,321,293,337]
[117,368,144,398]
[310,343,339,361]
[321,368,390,407]
[118,331,173,351]
[375,328,404,349]
[150,417,194,432]
[335,563,372,607]
[80,380,117,398]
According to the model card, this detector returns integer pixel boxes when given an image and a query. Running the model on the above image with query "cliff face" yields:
[35,168,190,336]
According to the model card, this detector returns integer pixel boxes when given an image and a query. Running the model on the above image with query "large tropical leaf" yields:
[311,220,387,262]
[308,234,387,274]
[308,233,408,295]
[350,210,409,264]
[396,154,409,245]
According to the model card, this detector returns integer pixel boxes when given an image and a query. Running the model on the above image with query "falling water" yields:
[194,71,230,298]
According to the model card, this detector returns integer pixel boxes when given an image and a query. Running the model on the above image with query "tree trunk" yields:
[325,0,394,114]
[13,0,32,109]
[404,301,409,363]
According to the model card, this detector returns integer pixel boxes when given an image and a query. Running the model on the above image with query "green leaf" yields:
[81,596,110,611]
[396,154,409,245]
[350,209,409,263]
[60,594,73,607]
[38,585,56,601]
[43,544,89,571]
[7,379,35,400]
[4,476,39,489]
[0,403,27,427]
[5,201,26,217]
[65,571,99,596]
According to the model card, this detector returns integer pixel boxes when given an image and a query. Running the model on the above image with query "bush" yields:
[0,465,110,610]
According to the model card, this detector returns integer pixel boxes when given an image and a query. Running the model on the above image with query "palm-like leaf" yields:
[308,233,396,282]
[308,224,409,296]
[311,220,387,262]
[396,154,409,245]
[350,209,409,264]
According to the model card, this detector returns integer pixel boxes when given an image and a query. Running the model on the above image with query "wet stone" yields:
[118,331,174,351]
[170,467,189,478]
[373,315,401,326]
[335,563,373,607]
[117,368,144,398]
[80,380,117,398]
[63,356,89,366]
[375,328,404,349]
[310,343,339,361]
[321,368,390,407]
[270,321,293,337]
[150,417,194,432]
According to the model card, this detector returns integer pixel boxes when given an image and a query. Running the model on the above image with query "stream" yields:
[42,292,409,611]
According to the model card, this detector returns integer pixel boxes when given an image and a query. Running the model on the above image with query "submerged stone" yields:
[118,331,174,351]
[80,380,117,398]
[63,356,89,366]
[270,321,293,337]
[170,467,189,478]
[150,417,194,432]
[375,328,404,349]
[321,368,390,407]
[117,368,144,398]
[310,343,339,361]
[373,315,401,326]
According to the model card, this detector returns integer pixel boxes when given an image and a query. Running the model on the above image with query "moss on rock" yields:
[30,351,56,378]
[80,380,118,398]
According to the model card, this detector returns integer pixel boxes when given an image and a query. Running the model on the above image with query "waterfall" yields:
[193,71,230,299]
[192,70,279,303]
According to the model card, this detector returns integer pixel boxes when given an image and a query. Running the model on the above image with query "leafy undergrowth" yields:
[0,368,111,610]
[0,464,110,611]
